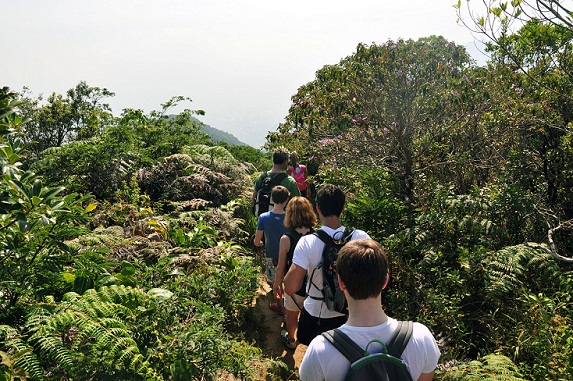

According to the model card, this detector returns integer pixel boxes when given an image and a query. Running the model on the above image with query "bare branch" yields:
[525,218,573,262]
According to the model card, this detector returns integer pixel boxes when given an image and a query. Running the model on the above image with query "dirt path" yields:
[255,280,307,380]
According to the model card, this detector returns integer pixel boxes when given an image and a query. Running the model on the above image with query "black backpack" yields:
[309,227,354,312]
[284,229,313,297]
[322,321,414,381]
[253,172,288,217]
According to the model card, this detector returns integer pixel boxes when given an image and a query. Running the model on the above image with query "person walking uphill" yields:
[254,185,290,315]
[299,239,441,381]
[272,196,318,349]
[253,147,301,216]
[286,151,310,198]
[283,184,370,346]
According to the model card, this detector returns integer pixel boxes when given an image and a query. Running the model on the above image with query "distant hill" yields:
[182,116,247,146]
[200,123,248,146]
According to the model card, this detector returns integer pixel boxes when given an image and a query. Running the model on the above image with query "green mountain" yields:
[200,123,248,147]
[186,116,247,146]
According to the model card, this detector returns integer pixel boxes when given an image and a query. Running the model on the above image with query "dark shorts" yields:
[297,307,347,346]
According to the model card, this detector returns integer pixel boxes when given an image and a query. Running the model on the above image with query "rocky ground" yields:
[255,281,307,380]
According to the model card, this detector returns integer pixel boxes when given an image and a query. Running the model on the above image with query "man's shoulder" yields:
[258,211,272,220]
[253,171,269,186]
[277,173,296,182]
[294,232,321,249]
[270,211,286,219]
[265,171,290,183]
[350,229,370,239]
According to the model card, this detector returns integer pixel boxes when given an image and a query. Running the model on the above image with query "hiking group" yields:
[253,147,441,381]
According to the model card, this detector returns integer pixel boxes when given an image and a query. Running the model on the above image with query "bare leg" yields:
[286,310,300,341]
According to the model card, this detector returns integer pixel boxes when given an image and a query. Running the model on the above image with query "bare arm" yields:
[253,230,264,247]
[417,372,435,381]
[273,235,290,299]
[284,263,306,296]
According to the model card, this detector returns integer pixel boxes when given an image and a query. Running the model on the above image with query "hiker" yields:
[298,239,441,381]
[272,196,317,349]
[283,184,370,345]
[253,147,301,214]
[286,151,310,198]
[254,185,290,315]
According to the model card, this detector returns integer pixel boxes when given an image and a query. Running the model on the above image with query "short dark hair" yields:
[316,184,345,217]
[273,147,290,165]
[336,239,388,300]
[271,185,290,204]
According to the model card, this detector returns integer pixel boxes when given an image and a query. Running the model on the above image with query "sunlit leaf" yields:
[147,288,174,303]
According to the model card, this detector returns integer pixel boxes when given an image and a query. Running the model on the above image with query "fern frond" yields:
[184,144,238,164]
[483,244,563,302]
[441,353,527,380]
[2,334,44,381]
[28,334,74,372]
[23,285,162,380]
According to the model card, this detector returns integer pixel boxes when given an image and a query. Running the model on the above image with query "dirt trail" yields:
[255,281,307,380]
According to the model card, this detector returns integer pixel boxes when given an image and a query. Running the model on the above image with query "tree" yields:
[18,82,115,160]
[0,87,93,309]
[268,36,477,206]
[30,96,213,201]
[66,81,115,140]
[118,96,210,161]
[456,0,573,96]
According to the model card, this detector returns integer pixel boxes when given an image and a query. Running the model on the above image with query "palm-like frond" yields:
[483,243,563,302]
[8,285,162,380]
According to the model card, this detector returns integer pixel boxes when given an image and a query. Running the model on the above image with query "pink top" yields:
[289,165,307,191]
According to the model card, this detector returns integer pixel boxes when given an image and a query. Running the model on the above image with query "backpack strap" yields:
[322,322,413,362]
[386,321,414,357]
[269,172,288,187]
[313,229,332,245]
[317,227,355,244]
[322,329,364,364]
[309,228,351,301]
[285,229,303,242]
[284,229,303,263]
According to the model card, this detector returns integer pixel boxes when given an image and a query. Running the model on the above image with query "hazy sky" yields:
[2,1,485,148]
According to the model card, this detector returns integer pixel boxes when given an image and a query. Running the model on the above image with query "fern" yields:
[14,286,162,380]
[483,244,563,303]
[0,326,43,381]
[441,353,527,380]
[182,144,239,167]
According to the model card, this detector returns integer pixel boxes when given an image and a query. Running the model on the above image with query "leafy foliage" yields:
[6,14,573,378]
[1,285,163,381]
[136,145,253,207]
[268,36,476,206]
[0,88,94,311]
[440,353,527,380]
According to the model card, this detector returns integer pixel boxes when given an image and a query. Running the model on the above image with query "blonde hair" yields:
[284,196,317,229]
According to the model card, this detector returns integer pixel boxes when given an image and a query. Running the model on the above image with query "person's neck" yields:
[271,205,285,214]
[345,297,388,327]
[269,164,285,173]
[295,226,310,235]
[320,216,342,230]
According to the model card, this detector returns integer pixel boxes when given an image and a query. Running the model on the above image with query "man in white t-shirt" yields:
[284,184,370,345]
[299,239,441,381]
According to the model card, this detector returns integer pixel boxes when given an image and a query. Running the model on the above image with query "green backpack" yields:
[321,321,414,381]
